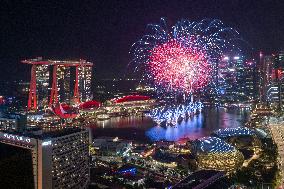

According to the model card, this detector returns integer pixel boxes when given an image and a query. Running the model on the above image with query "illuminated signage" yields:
[3,133,31,143]
[42,140,52,146]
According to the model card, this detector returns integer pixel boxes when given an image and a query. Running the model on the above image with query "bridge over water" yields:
[171,170,226,189]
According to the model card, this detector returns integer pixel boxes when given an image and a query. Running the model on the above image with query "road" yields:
[268,122,284,188]
[242,148,261,167]
[128,162,181,183]
[171,170,225,189]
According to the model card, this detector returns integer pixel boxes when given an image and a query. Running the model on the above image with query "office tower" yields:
[242,60,259,100]
[218,55,244,102]
[259,54,274,103]
[0,128,90,189]
[218,56,237,101]
[267,52,284,109]
[234,56,246,98]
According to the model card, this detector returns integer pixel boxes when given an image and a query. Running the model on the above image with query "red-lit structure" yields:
[52,103,78,119]
[28,65,37,109]
[79,100,101,109]
[0,96,5,105]
[73,66,80,103]
[49,65,58,106]
[111,95,151,103]
[22,58,93,111]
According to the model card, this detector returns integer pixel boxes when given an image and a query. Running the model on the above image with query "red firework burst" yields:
[149,40,212,93]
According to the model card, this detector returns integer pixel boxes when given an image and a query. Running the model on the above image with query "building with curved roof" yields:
[110,95,151,103]
[79,100,101,110]
[197,150,244,172]
[197,137,235,153]
[22,57,93,111]
[213,127,255,138]
[194,137,244,172]
[52,103,78,119]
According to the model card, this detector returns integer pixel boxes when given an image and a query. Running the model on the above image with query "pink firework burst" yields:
[149,39,212,94]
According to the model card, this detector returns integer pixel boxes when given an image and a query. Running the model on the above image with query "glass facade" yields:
[266,52,284,108]
[36,65,50,109]
[78,66,92,102]
[51,130,89,188]
[56,66,71,103]
[0,129,90,189]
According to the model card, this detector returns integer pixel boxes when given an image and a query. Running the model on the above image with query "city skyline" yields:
[0,1,284,188]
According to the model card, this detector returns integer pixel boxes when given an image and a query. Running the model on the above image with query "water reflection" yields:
[89,107,249,142]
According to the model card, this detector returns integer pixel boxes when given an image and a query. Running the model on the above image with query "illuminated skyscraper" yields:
[0,128,90,189]
[78,66,92,101]
[242,60,259,100]
[259,54,274,103]
[35,65,50,109]
[56,65,71,103]
[22,58,93,111]
[267,52,284,109]
[218,55,244,102]
[218,56,236,101]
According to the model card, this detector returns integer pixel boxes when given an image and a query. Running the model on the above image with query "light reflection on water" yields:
[89,107,249,142]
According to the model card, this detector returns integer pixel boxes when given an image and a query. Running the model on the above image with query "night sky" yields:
[1,0,284,81]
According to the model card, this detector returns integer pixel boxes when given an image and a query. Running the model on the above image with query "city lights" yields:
[131,18,242,96]
[0,1,284,189]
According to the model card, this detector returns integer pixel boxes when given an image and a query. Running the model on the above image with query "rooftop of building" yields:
[1,127,86,140]
[21,57,93,66]
[110,95,151,103]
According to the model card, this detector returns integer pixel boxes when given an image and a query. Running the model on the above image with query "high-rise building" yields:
[217,55,261,102]
[259,54,274,103]
[35,65,50,109]
[218,55,244,102]
[56,65,71,103]
[78,66,92,101]
[266,52,284,109]
[242,60,259,100]
[218,56,236,101]
[22,58,93,111]
[0,128,90,189]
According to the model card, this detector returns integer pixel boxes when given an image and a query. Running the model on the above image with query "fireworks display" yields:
[149,40,211,93]
[131,18,242,127]
[131,18,241,95]
[146,101,203,126]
